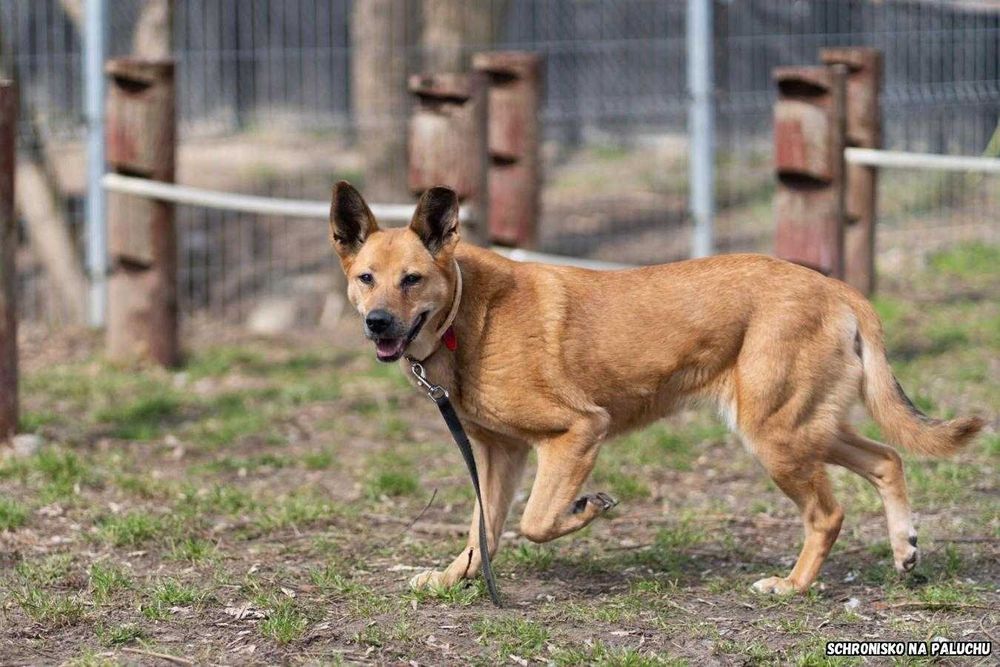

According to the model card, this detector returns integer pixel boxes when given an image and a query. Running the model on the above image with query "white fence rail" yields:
[102,173,420,223]
[845,148,1000,174]
[102,173,631,270]
[106,144,1000,279]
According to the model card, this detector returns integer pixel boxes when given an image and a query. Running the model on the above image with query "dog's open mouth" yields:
[374,311,428,362]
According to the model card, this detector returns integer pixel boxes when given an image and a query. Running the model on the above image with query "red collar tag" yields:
[442,326,458,352]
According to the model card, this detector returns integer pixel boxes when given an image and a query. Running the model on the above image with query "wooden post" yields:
[821,47,882,295]
[408,72,489,246]
[773,65,847,279]
[473,51,543,248]
[105,59,179,367]
[0,81,17,440]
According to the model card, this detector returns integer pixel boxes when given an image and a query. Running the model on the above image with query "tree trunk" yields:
[132,0,173,58]
[58,0,82,28]
[0,81,17,440]
[15,157,88,324]
[0,4,88,325]
[421,0,505,73]
[351,0,411,201]
[60,0,172,57]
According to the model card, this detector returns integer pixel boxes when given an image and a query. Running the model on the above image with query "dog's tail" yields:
[850,296,984,457]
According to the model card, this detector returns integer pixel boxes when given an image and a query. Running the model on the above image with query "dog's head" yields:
[329,181,460,362]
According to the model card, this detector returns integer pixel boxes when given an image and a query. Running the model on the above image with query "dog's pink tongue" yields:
[376,338,404,358]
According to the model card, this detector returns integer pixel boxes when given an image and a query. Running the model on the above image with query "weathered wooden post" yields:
[821,47,882,295]
[473,51,543,248]
[105,59,179,366]
[408,72,489,246]
[773,64,847,278]
[0,81,18,440]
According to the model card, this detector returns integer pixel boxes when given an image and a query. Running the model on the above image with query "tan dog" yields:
[328,182,984,595]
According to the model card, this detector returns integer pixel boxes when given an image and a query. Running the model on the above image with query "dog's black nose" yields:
[365,309,394,335]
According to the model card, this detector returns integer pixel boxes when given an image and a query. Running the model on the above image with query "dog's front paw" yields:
[751,576,801,595]
[571,492,619,515]
[409,569,451,590]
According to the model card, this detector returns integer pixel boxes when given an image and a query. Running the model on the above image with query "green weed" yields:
[96,622,145,647]
[0,497,28,530]
[259,599,310,644]
[89,563,132,604]
[11,587,86,627]
[96,512,164,547]
[474,616,549,660]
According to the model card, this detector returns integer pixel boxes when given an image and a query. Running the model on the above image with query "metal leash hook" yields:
[410,362,448,401]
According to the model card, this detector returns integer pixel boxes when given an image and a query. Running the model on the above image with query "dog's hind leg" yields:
[518,412,614,543]
[751,452,844,595]
[410,430,529,591]
[826,426,918,572]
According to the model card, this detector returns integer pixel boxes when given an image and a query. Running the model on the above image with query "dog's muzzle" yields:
[366,310,429,362]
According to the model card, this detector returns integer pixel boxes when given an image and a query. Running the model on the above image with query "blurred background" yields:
[1,0,998,328]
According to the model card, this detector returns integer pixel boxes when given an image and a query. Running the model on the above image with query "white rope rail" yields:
[845,148,1000,174]
[496,248,634,270]
[102,173,631,271]
[103,173,430,223]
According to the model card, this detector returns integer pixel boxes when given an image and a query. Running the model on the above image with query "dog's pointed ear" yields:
[409,186,460,256]
[329,181,379,259]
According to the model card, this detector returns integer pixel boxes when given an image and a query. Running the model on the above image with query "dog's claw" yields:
[891,530,919,573]
[896,546,919,573]
[571,492,619,514]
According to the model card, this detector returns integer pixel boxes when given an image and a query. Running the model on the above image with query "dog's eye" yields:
[401,274,422,288]
[358,273,374,286]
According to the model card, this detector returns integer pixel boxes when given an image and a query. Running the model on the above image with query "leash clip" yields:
[410,362,448,401]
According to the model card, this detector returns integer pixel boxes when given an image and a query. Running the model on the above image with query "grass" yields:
[10,587,87,627]
[309,565,395,616]
[168,536,218,562]
[96,622,146,647]
[254,491,336,532]
[506,543,556,572]
[95,392,182,440]
[187,392,272,447]
[474,616,550,660]
[14,553,74,585]
[1,243,995,663]
[89,563,132,604]
[364,451,421,499]
[200,452,291,474]
[259,597,310,644]
[95,512,165,547]
[634,518,707,572]
[0,497,29,530]
[0,448,102,502]
[303,448,336,470]
[179,483,257,516]
[928,241,1000,280]
[551,641,688,666]
[365,469,419,498]
[406,579,487,606]
[67,650,120,667]
[142,578,213,621]
[152,578,211,606]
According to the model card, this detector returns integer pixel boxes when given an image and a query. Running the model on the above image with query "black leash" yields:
[409,361,502,607]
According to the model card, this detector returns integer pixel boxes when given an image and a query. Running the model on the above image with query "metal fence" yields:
[3,0,999,325]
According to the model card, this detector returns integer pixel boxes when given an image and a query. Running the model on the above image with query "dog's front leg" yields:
[519,411,615,543]
[410,431,529,591]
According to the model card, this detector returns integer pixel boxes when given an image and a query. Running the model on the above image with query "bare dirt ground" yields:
[1,242,998,666]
